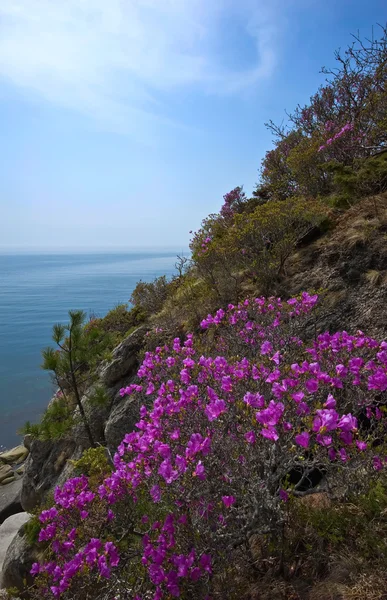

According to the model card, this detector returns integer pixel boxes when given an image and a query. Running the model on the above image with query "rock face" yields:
[99,326,147,386]
[288,195,387,338]
[0,479,23,526]
[22,437,33,453]
[0,518,36,593]
[0,513,30,589]
[104,395,140,452]
[21,438,78,512]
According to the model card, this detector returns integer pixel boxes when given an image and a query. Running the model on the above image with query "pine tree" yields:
[42,310,109,447]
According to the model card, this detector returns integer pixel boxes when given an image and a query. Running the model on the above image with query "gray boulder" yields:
[0,519,36,594]
[0,513,30,588]
[0,448,28,467]
[0,480,23,526]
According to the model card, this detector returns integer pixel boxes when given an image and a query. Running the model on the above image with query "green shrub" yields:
[293,477,387,561]
[73,446,113,479]
[96,304,146,338]
[130,276,174,317]
[191,196,327,302]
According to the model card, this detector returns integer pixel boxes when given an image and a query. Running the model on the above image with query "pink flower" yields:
[337,414,357,432]
[199,553,212,574]
[328,447,337,461]
[205,398,227,421]
[305,378,319,393]
[340,431,353,445]
[245,430,256,444]
[292,391,305,402]
[158,460,179,484]
[221,376,233,392]
[312,409,339,432]
[243,392,265,408]
[373,456,383,471]
[222,496,236,508]
[324,394,336,409]
[256,400,284,427]
[279,489,289,502]
[260,341,273,355]
[295,432,310,448]
[30,563,40,576]
[260,427,279,441]
[193,461,206,480]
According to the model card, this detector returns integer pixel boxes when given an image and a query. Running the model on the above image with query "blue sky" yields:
[0,0,386,249]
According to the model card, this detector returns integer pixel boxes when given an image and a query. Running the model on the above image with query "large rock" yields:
[21,438,78,512]
[0,513,30,588]
[22,436,33,453]
[0,480,23,525]
[0,467,13,486]
[104,395,141,452]
[0,519,37,593]
[0,447,29,466]
[99,326,147,386]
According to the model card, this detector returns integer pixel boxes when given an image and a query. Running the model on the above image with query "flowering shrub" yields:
[257,25,387,200]
[318,122,354,152]
[30,293,387,599]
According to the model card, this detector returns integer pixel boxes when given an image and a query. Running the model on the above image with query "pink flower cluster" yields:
[318,122,354,151]
[31,292,387,599]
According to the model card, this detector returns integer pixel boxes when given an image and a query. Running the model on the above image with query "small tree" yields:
[42,310,109,448]
[130,275,172,316]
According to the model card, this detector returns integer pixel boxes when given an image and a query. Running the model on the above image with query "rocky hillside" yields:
[0,193,386,599]
[287,194,387,337]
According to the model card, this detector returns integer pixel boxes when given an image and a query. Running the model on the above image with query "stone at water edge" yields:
[0,514,32,592]
[0,513,30,588]
[0,447,29,466]
[0,467,13,486]
[0,476,15,487]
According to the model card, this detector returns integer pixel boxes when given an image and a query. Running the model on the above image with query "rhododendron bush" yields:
[30,293,387,599]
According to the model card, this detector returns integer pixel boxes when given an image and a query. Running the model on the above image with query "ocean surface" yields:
[0,250,184,449]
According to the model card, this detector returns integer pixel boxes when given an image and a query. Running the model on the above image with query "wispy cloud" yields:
[0,0,279,135]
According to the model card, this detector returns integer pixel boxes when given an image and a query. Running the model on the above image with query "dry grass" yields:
[298,493,331,510]
[342,225,373,250]
[341,573,387,600]
[365,269,383,286]
[330,193,387,249]
[310,572,387,600]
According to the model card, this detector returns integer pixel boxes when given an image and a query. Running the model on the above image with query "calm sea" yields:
[0,250,183,449]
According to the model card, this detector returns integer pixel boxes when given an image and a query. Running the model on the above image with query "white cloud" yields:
[0,0,279,135]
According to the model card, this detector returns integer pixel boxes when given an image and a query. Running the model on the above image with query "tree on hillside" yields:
[255,24,387,200]
[42,310,110,448]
